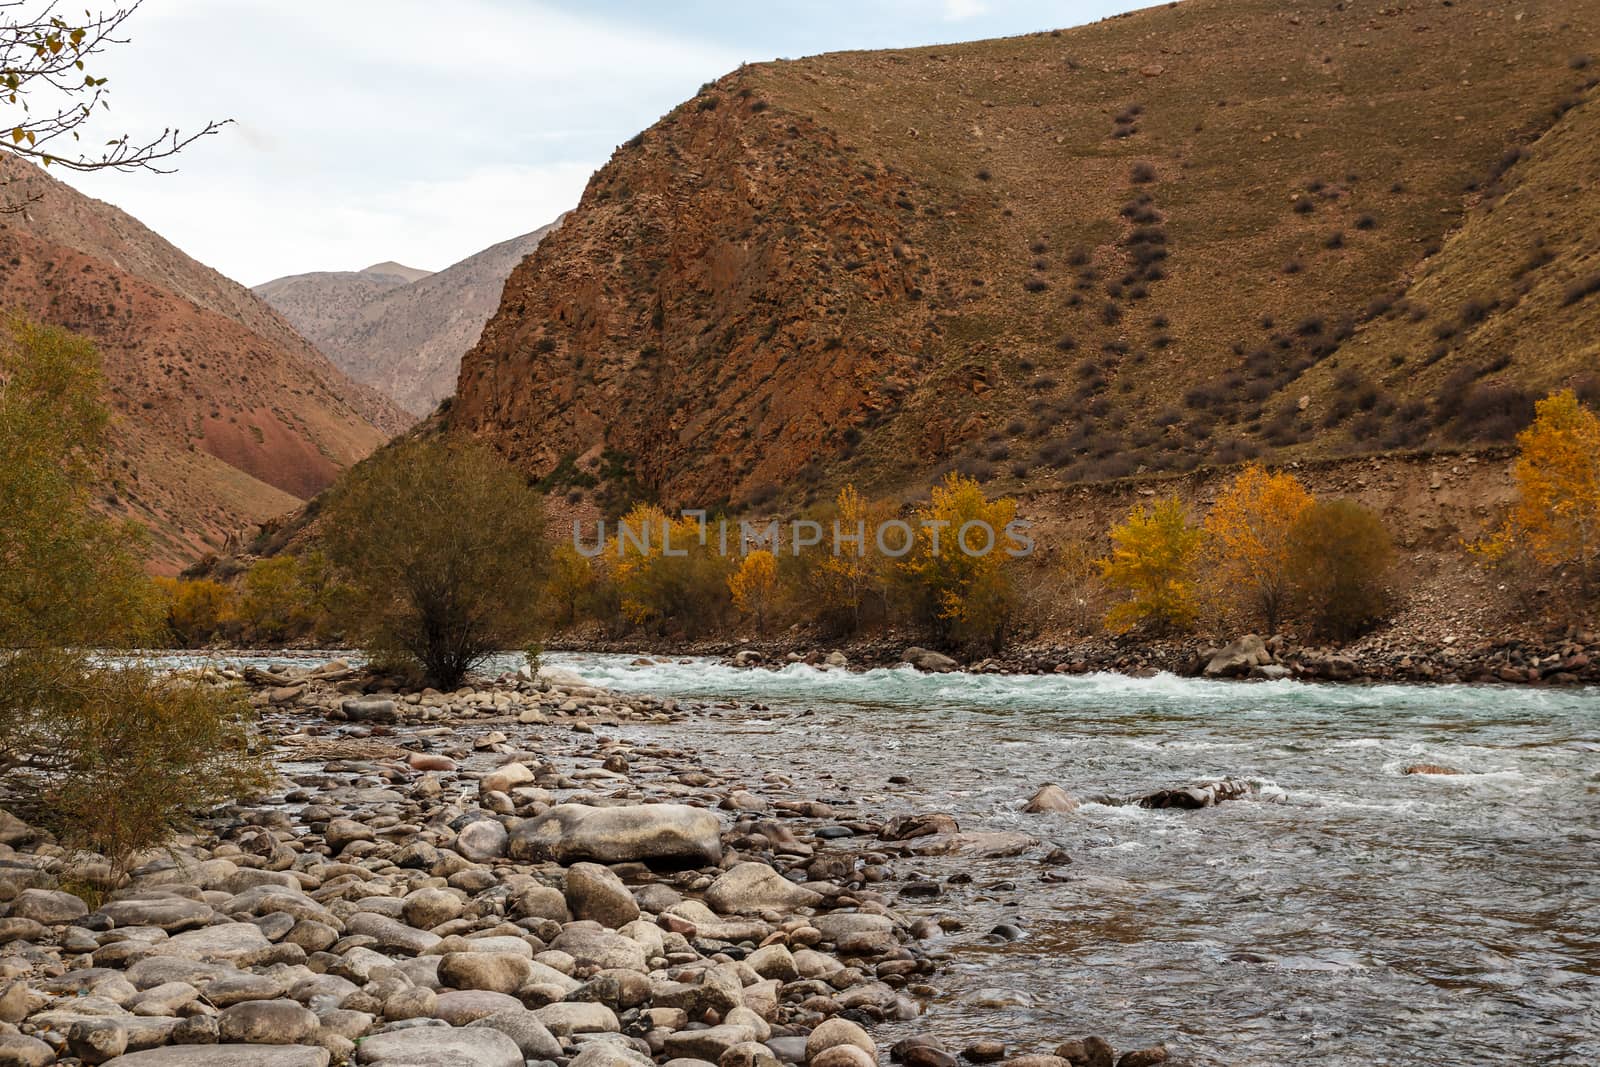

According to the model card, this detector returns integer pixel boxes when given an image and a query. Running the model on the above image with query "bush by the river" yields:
[0,316,270,878]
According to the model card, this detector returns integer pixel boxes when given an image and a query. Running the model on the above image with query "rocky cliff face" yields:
[0,156,403,571]
[452,0,1600,511]
[258,223,561,416]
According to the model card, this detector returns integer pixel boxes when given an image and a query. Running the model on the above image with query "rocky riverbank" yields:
[554,624,1600,687]
[0,661,1170,1067]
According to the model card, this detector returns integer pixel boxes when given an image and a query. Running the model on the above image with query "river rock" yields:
[1054,1038,1115,1067]
[103,1047,332,1067]
[569,1044,655,1067]
[706,862,822,914]
[218,999,320,1044]
[880,813,959,840]
[401,887,464,930]
[454,818,510,862]
[1137,778,1255,810]
[508,803,721,866]
[534,999,620,1035]
[467,1010,562,1059]
[341,698,397,723]
[1203,635,1270,677]
[806,1018,876,1061]
[356,1026,523,1067]
[98,896,214,932]
[1114,1048,1167,1067]
[11,887,88,924]
[434,988,524,1025]
[565,862,641,928]
[438,951,533,995]
[0,1034,53,1067]
[1022,785,1078,813]
[902,647,958,673]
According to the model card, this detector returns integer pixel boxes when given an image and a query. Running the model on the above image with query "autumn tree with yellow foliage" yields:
[1478,389,1600,599]
[607,504,732,636]
[1203,464,1314,633]
[728,550,779,633]
[898,473,1020,651]
[1100,495,1203,634]
[785,484,894,634]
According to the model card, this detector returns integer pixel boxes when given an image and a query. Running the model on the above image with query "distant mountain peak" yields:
[257,220,562,416]
[359,260,433,283]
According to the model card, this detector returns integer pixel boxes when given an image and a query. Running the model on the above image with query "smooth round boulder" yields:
[706,862,822,915]
[1022,784,1079,814]
[812,1048,876,1067]
[402,888,464,930]
[218,999,320,1045]
[11,888,88,925]
[723,1043,782,1067]
[466,1010,562,1060]
[806,1019,875,1062]
[355,1025,522,1067]
[454,819,509,863]
[564,863,641,929]
[437,952,533,995]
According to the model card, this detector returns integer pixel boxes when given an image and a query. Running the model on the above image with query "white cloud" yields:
[59,0,740,282]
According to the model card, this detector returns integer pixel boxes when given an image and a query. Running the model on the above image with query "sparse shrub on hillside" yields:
[1051,538,1105,635]
[1204,465,1315,633]
[1288,500,1394,639]
[323,438,550,688]
[1100,495,1202,635]
[1563,273,1600,307]
[1130,162,1156,184]
[1475,389,1600,597]
[1448,384,1536,443]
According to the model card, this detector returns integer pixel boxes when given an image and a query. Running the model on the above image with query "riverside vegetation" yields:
[0,315,1183,1066]
[166,387,1599,677]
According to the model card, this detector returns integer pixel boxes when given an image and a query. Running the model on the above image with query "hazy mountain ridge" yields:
[258,220,561,416]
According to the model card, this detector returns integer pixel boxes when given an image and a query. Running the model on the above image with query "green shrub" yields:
[1288,499,1394,639]
[322,437,550,688]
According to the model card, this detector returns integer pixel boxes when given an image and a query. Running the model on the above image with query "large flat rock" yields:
[508,803,721,866]
[103,1045,331,1067]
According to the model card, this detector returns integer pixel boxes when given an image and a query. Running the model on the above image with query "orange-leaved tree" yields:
[728,549,779,633]
[1203,463,1314,633]
[1100,495,1203,634]
[1477,389,1600,596]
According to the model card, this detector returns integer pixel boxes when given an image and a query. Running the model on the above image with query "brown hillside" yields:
[453,0,1600,511]
[258,222,561,416]
[0,160,401,572]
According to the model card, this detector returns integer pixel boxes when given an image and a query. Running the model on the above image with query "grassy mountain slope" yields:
[0,160,401,572]
[452,0,1600,511]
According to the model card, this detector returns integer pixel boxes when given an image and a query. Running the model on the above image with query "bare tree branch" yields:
[0,1,228,174]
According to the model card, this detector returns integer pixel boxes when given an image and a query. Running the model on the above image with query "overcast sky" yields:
[58,1,1142,286]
